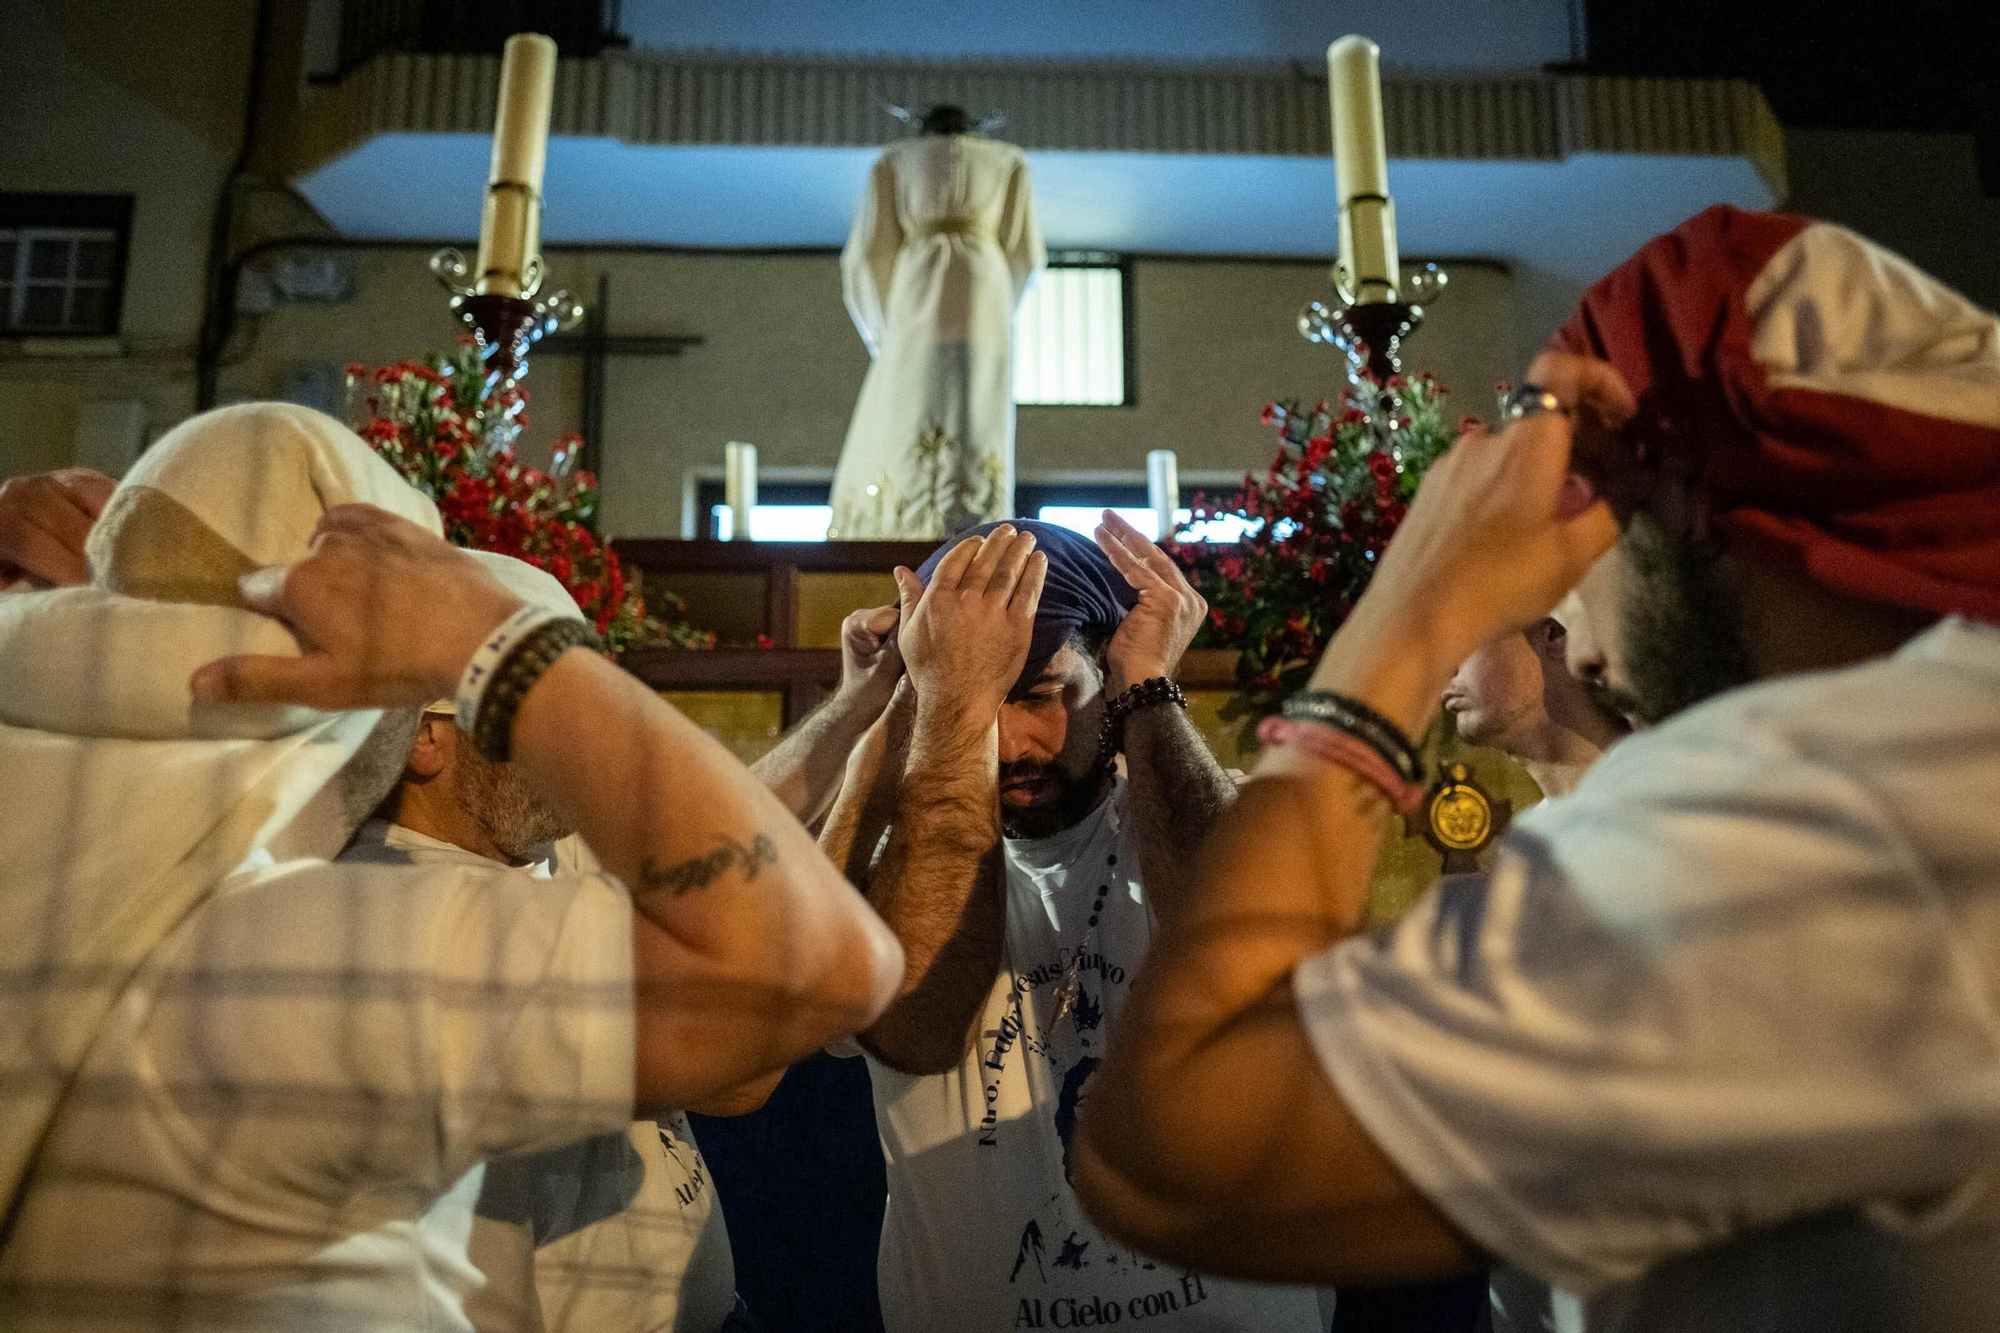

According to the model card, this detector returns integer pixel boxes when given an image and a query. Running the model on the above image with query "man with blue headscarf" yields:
[819,514,1331,1333]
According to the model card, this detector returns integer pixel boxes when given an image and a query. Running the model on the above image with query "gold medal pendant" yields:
[1405,762,1513,873]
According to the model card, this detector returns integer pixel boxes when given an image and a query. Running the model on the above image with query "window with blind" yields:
[1013,253,1130,406]
[0,195,134,337]
[691,480,1253,543]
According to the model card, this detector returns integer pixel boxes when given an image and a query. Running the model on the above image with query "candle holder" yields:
[1299,262,1448,433]
[429,248,585,448]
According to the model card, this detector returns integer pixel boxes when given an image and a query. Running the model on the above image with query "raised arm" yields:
[192,505,906,1116]
[516,650,904,1110]
[820,676,916,886]
[855,527,1048,1075]
[1092,511,1236,919]
[752,602,902,825]
[997,151,1046,304]
[841,154,902,356]
[1072,360,1626,1282]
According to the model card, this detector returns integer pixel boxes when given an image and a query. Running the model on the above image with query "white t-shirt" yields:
[344,823,738,1333]
[867,781,1327,1333]
[466,1115,737,1333]
[0,824,637,1331]
[1297,617,2000,1333]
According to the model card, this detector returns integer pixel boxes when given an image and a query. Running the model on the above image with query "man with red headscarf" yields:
[1072,206,2000,1332]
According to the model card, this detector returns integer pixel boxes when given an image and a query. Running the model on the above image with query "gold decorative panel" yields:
[1182,689,1249,771]
[661,690,784,764]
[797,572,899,649]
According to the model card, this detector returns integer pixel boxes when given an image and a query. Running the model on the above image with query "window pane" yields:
[74,239,116,282]
[1035,505,1259,544]
[710,504,834,542]
[1014,264,1126,406]
[20,284,66,327]
[26,238,72,281]
[68,284,114,332]
[0,212,128,334]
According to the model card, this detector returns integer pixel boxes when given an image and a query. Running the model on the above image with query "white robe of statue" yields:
[828,133,1044,539]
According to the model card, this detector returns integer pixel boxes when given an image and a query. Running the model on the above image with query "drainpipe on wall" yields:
[194,0,276,413]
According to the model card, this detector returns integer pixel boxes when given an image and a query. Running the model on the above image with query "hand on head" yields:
[1523,350,1645,520]
[840,601,904,703]
[891,524,1048,718]
[1365,355,1627,659]
[190,503,526,710]
[0,467,116,589]
[1091,510,1207,693]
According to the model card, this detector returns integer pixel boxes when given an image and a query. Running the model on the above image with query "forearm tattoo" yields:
[638,833,778,897]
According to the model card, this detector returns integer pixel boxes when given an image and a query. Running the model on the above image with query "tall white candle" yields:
[1327,35,1399,303]
[1145,449,1180,542]
[475,33,557,298]
[491,34,556,190]
[724,442,758,542]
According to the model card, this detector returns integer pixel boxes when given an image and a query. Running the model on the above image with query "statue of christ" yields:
[828,105,1045,539]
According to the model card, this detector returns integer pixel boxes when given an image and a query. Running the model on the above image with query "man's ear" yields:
[406,715,450,780]
[1532,617,1568,665]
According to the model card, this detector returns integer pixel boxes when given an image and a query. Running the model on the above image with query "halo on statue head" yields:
[880,100,1004,137]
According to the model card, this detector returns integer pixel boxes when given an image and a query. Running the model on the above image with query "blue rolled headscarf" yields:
[915,520,1138,689]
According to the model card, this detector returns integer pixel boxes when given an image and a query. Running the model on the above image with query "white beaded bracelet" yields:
[454,604,568,737]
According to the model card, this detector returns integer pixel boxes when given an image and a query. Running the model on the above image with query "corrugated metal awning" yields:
[290,48,1783,197]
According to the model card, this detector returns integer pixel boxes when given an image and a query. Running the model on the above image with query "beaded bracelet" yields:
[1281,689,1423,786]
[467,617,600,762]
[455,605,566,736]
[1256,716,1426,814]
[1108,676,1186,725]
[1095,676,1187,769]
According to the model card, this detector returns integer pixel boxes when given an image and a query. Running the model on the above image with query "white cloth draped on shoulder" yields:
[830,133,1044,539]
[0,404,437,1218]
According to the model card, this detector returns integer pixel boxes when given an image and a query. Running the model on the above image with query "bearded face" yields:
[1565,513,1755,728]
[444,722,573,863]
[997,642,1114,841]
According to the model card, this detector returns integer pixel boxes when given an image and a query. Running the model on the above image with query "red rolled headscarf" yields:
[1549,204,2000,623]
